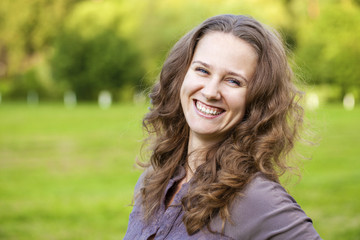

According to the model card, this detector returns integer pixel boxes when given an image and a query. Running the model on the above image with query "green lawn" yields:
[0,103,359,239]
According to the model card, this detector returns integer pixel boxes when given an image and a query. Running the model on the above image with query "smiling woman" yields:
[180,32,257,152]
[124,15,322,240]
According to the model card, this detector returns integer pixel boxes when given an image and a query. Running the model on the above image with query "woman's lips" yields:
[194,100,225,118]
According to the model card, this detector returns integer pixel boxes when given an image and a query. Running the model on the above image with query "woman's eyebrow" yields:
[192,60,210,68]
[227,71,248,83]
[192,60,248,82]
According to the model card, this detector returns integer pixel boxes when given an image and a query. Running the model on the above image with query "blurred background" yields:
[0,0,359,239]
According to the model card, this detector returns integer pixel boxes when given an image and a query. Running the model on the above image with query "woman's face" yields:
[180,31,258,145]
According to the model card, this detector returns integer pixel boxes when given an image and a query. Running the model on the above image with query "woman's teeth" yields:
[196,101,223,116]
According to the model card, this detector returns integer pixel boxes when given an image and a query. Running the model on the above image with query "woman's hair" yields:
[139,14,304,235]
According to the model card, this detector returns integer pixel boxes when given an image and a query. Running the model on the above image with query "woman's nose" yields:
[201,79,221,100]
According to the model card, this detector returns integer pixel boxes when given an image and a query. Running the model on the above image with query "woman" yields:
[124,14,321,240]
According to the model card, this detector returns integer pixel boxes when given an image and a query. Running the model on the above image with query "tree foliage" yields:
[0,0,81,76]
[51,1,145,101]
[0,0,359,101]
[295,1,360,97]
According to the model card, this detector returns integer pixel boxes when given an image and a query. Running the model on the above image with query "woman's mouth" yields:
[194,100,225,117]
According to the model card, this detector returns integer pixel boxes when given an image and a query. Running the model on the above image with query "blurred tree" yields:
[2,0,359,102]
[295,0,360,98]
[0,0,83,99]
[0,0,81,77]
[51,1,145,101]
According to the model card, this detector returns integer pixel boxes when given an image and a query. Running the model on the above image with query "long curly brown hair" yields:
[139,14,304,235]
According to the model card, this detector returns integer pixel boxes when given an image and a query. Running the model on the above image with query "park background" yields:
[0,0,359,239]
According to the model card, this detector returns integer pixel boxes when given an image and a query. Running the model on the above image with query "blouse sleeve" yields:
[213,174,322,240]
[123,170,148,240]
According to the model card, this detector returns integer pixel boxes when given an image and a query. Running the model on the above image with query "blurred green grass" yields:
[291,105,360,239]
[0,103,147,239]
[0,103,359,239]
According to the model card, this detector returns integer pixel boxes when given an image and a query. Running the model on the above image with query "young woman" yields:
[124,14,321,240]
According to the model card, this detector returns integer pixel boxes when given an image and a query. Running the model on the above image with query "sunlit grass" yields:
[290,105,360,240]
[0,103,359,239]
[0,103,146,239]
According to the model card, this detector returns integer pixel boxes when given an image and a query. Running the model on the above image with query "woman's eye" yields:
[195,67,209,75]
[227,79,243,87]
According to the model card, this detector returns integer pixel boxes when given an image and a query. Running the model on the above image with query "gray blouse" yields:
[124,167,322,240]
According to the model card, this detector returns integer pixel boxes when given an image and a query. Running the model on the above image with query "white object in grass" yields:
[64,90,77,108]
[343,93,355,111]
[98,90,112,109]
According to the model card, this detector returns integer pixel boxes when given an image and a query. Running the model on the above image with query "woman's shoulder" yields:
[211,172,321,240]
[228,172,303,226]
[131,166,153,204]
[240,172,297,210]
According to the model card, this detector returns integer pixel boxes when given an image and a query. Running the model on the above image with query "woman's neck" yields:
[188,132,220,151]
[186,132,219,181]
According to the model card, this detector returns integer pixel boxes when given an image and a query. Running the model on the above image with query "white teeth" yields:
[195,101,223,116]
